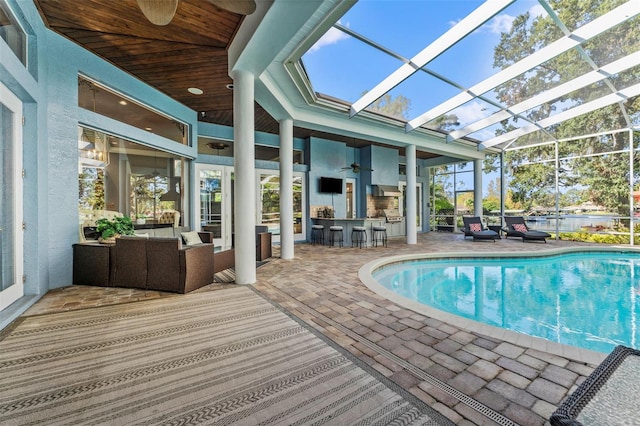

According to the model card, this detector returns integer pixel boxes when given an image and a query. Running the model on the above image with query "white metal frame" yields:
[339,0,640,150]
[0,82,24,311]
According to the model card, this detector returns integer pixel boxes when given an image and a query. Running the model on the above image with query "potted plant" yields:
[96,215,135,243]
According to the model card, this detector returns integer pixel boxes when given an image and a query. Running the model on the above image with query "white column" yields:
[474,159,483,217]
[232,69,256,284]
[279,118,294,259]
[406,144,417,244]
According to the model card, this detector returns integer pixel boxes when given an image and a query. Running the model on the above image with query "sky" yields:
[302,0,548,139]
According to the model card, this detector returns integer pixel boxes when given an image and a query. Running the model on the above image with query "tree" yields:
[365,92,459,130]
[493,0,640,215]
[366,93,411,119]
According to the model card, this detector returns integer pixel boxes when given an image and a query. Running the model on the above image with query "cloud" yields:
[452,101,492,127]
[528,4,548,19]
[307,22,349,54]
[485,13,515,34]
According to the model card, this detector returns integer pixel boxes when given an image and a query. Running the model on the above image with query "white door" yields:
[0,83,24,311]
[195,164,233,250]
[346,178,356,218]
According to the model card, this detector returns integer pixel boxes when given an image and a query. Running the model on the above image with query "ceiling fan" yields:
[341,140,373,173]
[341,162,373,174]
[136,0,256,26]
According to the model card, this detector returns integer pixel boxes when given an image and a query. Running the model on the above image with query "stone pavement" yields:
[24,232,610,425]
[250,233,604,426]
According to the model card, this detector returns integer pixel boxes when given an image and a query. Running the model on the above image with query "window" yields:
[258,172,304,236]
[0,1,27,66]
[78,127,189,227]
[78,76,188,145]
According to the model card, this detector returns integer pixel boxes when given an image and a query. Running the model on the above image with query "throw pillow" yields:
[513,223,528,232]
[181,231,203,246]
[134,233,150,238]
[469,223,482,232]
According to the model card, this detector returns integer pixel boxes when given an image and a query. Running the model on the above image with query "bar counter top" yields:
[312,217,405,246]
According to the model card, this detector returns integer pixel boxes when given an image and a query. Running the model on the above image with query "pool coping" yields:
[358,245,640,365]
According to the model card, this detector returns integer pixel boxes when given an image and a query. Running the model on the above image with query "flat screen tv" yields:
[319,177,343,194]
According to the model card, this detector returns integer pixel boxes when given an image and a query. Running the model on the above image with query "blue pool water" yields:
[372,252,640,354]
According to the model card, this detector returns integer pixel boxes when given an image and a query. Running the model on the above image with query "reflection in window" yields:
[0,1,26,66]
[78,127,188,228]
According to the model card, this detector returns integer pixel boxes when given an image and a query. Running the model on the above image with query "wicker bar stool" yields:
[311,224,325,245]
[372,225,387,247]
[328,225,343,247]
[351,226,367,248]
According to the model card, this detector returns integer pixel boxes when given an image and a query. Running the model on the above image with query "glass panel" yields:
[78,127,188,229]
[0,1,27,66]
[260,174,280,234]
[199,169,223,238]
[78,76,187,145]
[0,104,15,290]
[432,172,454,232]
[258,173,303,235]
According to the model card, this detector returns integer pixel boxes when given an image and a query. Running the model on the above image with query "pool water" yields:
[372,252,640,354]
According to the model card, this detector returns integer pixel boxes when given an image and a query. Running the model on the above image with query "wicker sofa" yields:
[74,226,235,293]
[112,235,214,293]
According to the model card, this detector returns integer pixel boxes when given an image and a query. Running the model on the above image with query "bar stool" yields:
[372,225,387,247]
[351,226,367,248]
[311,224,325,246]
[328,225,343,247]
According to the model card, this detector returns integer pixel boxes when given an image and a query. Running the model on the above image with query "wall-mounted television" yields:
[319,177,343,194]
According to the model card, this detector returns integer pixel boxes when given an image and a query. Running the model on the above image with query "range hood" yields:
[371,185,401,197]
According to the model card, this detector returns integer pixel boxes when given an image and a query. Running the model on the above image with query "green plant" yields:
[96,216,135,239]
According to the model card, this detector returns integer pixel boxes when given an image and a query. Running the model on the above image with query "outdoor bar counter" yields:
[312,217,405,246]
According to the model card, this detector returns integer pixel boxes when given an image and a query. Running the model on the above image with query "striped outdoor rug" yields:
[0,286,450,425]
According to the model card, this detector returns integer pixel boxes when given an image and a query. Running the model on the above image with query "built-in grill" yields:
[383,209,404,223]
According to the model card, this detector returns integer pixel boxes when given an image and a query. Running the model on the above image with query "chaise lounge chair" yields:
[504,216,551,243]
[461,216,499,242]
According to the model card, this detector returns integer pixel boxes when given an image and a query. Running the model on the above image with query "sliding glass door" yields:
[196,164,233,250]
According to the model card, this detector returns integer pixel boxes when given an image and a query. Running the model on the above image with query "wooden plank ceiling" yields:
[34,0,437,159]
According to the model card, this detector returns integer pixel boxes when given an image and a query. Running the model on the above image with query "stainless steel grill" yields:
[383,209,403,223]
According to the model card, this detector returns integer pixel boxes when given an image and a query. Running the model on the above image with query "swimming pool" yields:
[366,249,640,355]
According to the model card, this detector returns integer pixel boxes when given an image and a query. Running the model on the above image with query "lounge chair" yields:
[503,216,551,243]
[461,216,499,242]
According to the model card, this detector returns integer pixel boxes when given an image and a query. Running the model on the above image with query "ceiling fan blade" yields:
[209,0,256,15]
[136,0,178,26]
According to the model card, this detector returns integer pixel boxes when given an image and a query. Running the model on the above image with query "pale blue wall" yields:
[1,0,199,307]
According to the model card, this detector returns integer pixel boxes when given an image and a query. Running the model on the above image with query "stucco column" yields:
[279,118,294,260]
[406,144,417,244]
[474,159,483,217]
[232,69,256,284]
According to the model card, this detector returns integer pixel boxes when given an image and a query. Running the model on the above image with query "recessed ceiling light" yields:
[145,127,152,131]
[119,100,127,105]
[188,87,204,95]
[226,84,234,90]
